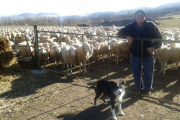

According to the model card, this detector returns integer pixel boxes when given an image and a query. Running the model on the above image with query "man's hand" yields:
[147,47,155,53]
[126,36,133,43]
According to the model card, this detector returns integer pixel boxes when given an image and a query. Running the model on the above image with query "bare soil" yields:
[0,57,180,120]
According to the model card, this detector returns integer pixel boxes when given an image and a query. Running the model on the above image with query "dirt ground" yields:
[0,57,180,120]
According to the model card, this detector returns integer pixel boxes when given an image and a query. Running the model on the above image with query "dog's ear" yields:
[118,80,126,85]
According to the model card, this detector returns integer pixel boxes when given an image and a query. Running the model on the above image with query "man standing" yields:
[118,10,162,95]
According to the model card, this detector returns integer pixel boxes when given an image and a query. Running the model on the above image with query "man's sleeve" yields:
[117,26,129,39]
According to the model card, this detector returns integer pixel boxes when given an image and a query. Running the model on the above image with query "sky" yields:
[0,0,180,16]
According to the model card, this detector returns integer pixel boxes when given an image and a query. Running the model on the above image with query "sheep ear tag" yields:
[90,44,93,46]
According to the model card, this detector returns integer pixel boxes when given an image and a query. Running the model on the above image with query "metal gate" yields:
[32,25,180,108]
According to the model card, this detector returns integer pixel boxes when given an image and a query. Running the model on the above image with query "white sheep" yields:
[39,35,50,41]
[93,41,108,63]
[68,46,77,75]
[97,36,105,43]
[16,41,33,58]
[174,31,180,41]
[155,43,180,74]
[39,47,49,67]
[110,40,130,64]
[65,35,71,44]
[76,42,93,73]
[109,38,118,61]
[49,44,61,66]
[61,45,71,75]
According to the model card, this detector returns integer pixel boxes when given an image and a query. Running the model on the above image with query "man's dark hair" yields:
[135,10,146,16]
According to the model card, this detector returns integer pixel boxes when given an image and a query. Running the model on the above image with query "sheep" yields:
[65,35,71,44]
[16,41,33,58]
[68,46,77,75]
[174,31,180,41]
[88,40,97,45]
[42,42,50,53]
[38,47,49,67]
[110,40,130,64]
[60,42,67,49]
[117,40,131,62]
[170,43,180,70]
[20,33,26,40]
[100,30,107,36]
[59,34,67,42]
[155,43,180,74]
[73,43,83,49]
[106,31,113,36]
[79,35,87,42]
[11,32,18,40]
[76,42,93,73]
[38,38,54,43]
[39,35,50,40]
[49,44,61,66]
[91,36,98,40]
[97,36,106,43]
[89,30,96,39]
[109,38,118,61]
[93,41,108,63]
[61,45,71,75]
[51,37,58,42]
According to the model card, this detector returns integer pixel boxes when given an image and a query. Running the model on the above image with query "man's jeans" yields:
[131,55,155,91]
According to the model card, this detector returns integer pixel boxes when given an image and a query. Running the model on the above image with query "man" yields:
[118,10,162,95]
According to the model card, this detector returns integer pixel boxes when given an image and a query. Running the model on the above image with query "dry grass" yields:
[0,36,20,73]
[157,19,180,26]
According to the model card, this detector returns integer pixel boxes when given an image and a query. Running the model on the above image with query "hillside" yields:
[0,1,180,26]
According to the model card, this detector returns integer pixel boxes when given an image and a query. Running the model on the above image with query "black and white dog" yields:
[90,79,125,120]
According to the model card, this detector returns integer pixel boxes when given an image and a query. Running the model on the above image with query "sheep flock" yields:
[0,25,180,75]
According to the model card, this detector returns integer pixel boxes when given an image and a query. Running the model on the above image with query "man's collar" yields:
[134,20,147,27]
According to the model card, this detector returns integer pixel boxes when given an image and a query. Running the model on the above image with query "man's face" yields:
[136,13,145,24]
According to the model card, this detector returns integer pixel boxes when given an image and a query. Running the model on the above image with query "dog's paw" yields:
[112,117,117,120]
[119,112,125,116]
[94,104,98,107]
[104,102,108,105]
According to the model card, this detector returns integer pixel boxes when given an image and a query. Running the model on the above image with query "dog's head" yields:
[112,81,125,96]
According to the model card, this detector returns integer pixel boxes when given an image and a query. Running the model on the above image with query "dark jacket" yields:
[118,20,162,58]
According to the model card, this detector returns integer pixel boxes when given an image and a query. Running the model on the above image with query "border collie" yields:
[90,79,125,120]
